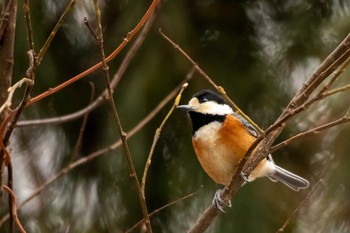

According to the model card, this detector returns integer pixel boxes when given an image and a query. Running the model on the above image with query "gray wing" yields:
[232,112,259,138]
[233,113,277,164]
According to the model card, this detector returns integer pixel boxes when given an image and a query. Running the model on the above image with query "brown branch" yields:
[71,82,95,160]
[36,0,77,65]
[141,83,188,193]
[3,185,26,233]
[2,50,35,151]
[0,0,16,116]
[91,1,158,232]
[0,76,192,226]
[276,179,323,233]
[159,30,350,233]
[324,83,350,97]
[221,32,350,218]
[271,107,350,153]
[0,0,17,207]
[27,0,161,106]
[17,5,157,127]
[292,32,350,108]
[125,186,201,233]
[158,28,264,136]
[23,0,34,51]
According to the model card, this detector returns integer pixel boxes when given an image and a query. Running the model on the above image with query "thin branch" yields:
[2,50,35,149]
[276,179,323,233]
[158,28,264,136]
[0,0,17,207]
[36,0,77,65]
[141,83,188,193]
[23,0,34,51]
[125,186,201,233]
[315,56,350,96]
[6,160,13,233]
[71,82,95,160]
[292,33,350,108]
[0,78,33,114]
[324,83,350,97]
[17,6,157,127]
[83,17,98,41]
[92,1,153,232]
[0,76,193,226]
[179,31,350,233]
[27,0,161,106]
[0,111,15,165]
[3,185,26,233]
[270,107,350,153]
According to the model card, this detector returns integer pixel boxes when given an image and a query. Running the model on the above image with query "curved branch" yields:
[270,107,350,153]
[3,185,26,233]
[17,3,157,127]
[0,73,193,226]
[27,0,160,105]
[187,32,350,233]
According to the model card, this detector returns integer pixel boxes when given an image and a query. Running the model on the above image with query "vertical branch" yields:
[0,0,16,119]
[92,1,155,232]
[23,0,34,50]
[141,83,188,192]
[0,0,17,214]
[158,29,264,136]
[28,0,161,105]
[3,185,26,233]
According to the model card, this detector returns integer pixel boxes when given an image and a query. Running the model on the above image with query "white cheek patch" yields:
[188,98,233,115]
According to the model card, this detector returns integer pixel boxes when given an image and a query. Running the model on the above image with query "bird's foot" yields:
[212,189,231,213]
[240,172,251,183]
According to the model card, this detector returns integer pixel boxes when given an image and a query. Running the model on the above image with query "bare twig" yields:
[324,84,350,97]
[71,82,95,160]
[3,185,26,233]
[0,77,192,226]
[125,186,201,233]
[141,83,188,192]
[17,6,157,127]
[83,17,98,41]
[2,50,35,151]
[158,28,264,136]
[271,107,350,153]
[0,111,15,165]
[27,0,161,105]
[292,33,350,108]
[276,179,323,233]
[92,1,153,232]
[0,0,17,207]
[23,0,34,51]
[0,78,33,114]
[36,0,77,65]
[159,30,350,233]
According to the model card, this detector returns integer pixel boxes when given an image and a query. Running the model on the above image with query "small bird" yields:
[177,89,309,209]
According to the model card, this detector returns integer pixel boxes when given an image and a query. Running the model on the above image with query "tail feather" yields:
[268,165,309,191]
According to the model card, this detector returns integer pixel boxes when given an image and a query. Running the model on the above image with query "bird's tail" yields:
[267,165,309,191]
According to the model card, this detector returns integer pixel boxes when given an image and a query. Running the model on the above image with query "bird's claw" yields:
[212,189,231,212]
[241,172,251,182]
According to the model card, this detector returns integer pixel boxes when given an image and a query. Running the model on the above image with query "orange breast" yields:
[192,114,257,185]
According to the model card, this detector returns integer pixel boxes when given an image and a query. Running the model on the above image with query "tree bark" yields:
[0,0,17,121]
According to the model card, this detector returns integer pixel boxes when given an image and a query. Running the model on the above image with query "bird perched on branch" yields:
[177,89,309,211]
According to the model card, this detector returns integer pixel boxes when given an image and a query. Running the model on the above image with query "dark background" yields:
[1,0,350,232]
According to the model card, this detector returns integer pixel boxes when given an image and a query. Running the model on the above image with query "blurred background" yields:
[1,0,350,232]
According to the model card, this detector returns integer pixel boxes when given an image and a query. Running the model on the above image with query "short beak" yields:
[176,104,193,112]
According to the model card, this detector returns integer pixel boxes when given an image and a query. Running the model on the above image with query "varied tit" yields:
[177,89,309,210]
